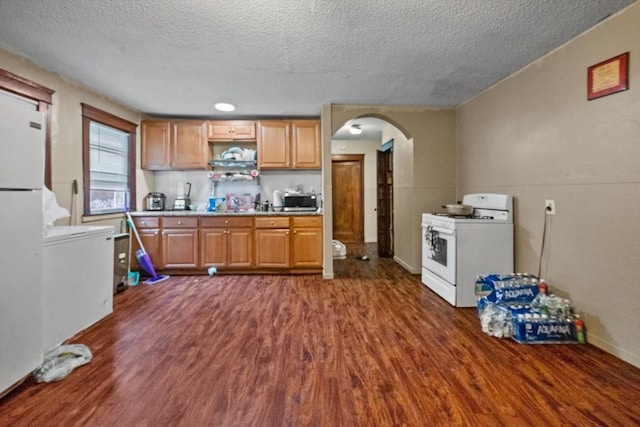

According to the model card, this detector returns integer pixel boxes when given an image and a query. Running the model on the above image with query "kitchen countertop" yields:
[130,210,323,217]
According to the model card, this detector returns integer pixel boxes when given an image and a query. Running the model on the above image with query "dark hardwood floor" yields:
[2,242,639,426]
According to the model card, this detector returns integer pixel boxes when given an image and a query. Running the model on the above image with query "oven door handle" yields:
[427,226,456,236]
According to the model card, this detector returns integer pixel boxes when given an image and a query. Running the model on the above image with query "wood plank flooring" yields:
[1,242,640,426]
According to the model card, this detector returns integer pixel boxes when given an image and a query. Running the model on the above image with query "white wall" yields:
[456,3,640,367]
[0,48,147,230]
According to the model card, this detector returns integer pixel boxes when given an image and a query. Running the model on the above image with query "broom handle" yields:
[125,211,148,254]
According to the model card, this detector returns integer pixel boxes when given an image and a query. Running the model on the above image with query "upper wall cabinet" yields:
[291,120,321,169]
[141,120,208,170]
[172,121,208,169]
[257,121,291,169]
[257,119,321,170]
[208,121,256,141]
[141,121,171,170]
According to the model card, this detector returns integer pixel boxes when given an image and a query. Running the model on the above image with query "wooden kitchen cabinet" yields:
[141,120,207,170]
[130,214,322,274]
[254,217,290,268]
[291,120,321,169]
[257,120,321,169]
[130,217,163,270]
[171,120,208,169]
[141,121,171,170]
[290,216,323,268]
[200,228,227,266]
[257,121,291,169]
[208,120,256,141]
[200,217,254,268]
[162,217,199,268]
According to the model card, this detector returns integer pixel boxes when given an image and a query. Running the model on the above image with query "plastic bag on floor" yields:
[332,240,346,259]
[33,344,93,383]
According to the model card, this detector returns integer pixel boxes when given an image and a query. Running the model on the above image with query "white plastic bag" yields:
[42,186,70,229]
[33,344,93,383]
[332,240,346,259]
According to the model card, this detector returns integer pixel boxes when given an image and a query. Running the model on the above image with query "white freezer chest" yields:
[42,226,114,351]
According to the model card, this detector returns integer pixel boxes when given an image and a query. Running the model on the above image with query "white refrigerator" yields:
[0,96,45,393]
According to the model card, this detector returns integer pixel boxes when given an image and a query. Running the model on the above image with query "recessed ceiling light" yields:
[214,102,235,112]
[349,124,362,135]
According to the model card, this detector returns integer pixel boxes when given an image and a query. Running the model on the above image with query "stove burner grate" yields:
[431,213,473,218]
[429,213,495,220]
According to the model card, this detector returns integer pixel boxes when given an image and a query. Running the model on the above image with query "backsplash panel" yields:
[153,170,321,211]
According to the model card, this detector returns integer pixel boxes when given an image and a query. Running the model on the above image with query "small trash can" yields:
[113,233,130,294]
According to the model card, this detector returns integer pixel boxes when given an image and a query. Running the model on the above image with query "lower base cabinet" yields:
[130,214,321,274]
[162,217,199,268]
[291,216,323,268]
[200,228,227,267]
[255,216,323,269]
[200,217,254,268]
[131,217,162,270]
[255,217,291,268]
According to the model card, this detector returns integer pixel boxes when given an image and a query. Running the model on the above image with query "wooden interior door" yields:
[332,154,364,242]
[377,144,393,257]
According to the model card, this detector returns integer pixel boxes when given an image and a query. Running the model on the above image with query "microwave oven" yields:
[282,193,318,212]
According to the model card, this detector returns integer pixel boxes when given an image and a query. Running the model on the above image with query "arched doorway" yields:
[329,115,405,273]
[322,104,456,281]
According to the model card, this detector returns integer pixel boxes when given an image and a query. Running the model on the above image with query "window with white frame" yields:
[82,104,137,215]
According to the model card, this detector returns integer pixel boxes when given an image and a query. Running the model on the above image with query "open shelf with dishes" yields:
[207,157,259,212]
[208,160,257,169]
[208,141,259,182]
[207,160,259,182]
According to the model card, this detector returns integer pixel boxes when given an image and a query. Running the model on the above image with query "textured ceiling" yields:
[0,0,635,124]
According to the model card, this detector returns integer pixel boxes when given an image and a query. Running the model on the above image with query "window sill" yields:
[82,212,125,223]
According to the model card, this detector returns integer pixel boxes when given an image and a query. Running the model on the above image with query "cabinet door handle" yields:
[178,221,182,225]
[224,220,229,224]
[293,230,297,234]
[141,221,146,225]
[286,231,290,235]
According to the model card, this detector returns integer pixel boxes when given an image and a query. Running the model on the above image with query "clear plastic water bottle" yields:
[531,279,548,313]
[563,299,574,317]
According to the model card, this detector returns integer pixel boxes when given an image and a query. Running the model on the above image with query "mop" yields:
[125,211,170,285]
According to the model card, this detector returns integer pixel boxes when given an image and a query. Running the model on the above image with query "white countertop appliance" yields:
[0,96,45,394]
[421,193,514,307]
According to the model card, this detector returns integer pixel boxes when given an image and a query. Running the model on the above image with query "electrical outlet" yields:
[545,200,556,215]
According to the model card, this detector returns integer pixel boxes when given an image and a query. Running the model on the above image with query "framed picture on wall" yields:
[587,52,629,100]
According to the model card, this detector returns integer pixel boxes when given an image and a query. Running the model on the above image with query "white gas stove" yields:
[421,194,514,307]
